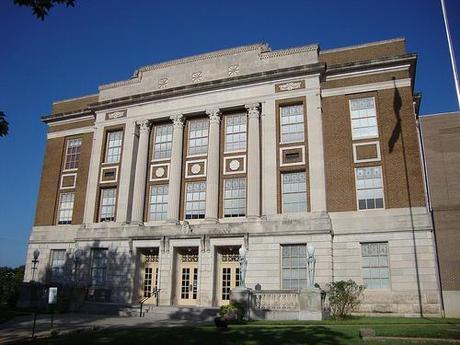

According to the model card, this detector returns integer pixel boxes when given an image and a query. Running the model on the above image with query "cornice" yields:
[41,109,95,124]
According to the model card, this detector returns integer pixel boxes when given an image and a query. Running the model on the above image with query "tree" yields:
[13,0,75,20]
[0,112,8,137]
[0,266,25,306]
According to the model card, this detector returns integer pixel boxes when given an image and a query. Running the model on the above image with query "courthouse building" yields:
[25,38,442,316]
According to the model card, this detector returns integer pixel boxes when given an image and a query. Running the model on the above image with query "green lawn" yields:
[31,317,460,345]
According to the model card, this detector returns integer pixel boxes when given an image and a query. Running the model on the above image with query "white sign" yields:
[48,287,58,304]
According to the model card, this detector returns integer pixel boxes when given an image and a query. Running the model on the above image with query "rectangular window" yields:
[149,184,169,221]
[57,192,75,225]
[188,119,209,156]
[225,113,247,152]
[282,244,307,289]
[355,166,384,210]
[349,97,378,139]
[105,130,123,164]
[153,124,173,160]
[185,181,206,219]
[282,172,307,213]
[99,188,117,222]
[361,242,390,289]
[223,178,246,217]
[280,104,305,143]
[50,249,66,282]
[91,248,108,287]
[64,138,82,170]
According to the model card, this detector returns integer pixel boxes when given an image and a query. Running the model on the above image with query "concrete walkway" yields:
[0,313,212,344]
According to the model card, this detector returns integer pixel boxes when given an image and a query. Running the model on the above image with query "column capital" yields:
[136,119,151,134]
[170,114,184,127]
[206,108,221,124]
[245,103,261,119]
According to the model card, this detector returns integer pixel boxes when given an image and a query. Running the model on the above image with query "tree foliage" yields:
[327,279,365,319]
[0,266,25,306]
[13,0,75,20]
[0,112,8,137]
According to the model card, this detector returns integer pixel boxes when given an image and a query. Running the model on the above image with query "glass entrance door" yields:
[140,252,159,304]
[219,251,240,306]
[177,251,199,305]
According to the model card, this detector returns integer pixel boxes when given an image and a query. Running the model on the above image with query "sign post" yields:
[48,287,58,329]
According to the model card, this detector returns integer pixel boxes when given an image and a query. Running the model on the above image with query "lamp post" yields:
[31,249,40,282]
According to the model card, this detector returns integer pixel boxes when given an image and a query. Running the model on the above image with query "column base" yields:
[166,219,180,225]
[203,217,218,224]
[130,221,144,226]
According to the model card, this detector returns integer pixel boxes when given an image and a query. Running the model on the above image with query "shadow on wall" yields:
[388,77,423,317]
[18,241,135,311]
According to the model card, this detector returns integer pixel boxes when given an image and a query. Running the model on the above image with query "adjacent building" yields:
[420,111,460,317]
[25,38,442,316]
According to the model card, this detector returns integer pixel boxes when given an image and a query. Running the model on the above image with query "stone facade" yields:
[24,38,441,316]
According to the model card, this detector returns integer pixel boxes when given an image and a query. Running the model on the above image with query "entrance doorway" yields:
[217,246,240,306]
[138,248,159,304]
[176,247,199,306]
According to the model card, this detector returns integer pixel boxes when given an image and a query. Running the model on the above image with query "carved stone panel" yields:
[275,80,305,93]
[223,155,246,175]
[150,163,170,181]
[185,159,207,178]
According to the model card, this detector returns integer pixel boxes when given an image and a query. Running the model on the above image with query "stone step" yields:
[141,306,219,321]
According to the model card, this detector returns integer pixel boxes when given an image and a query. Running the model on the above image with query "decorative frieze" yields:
[191,71,203,83]
[105,110,127,120]
[228,64,240,76]
[158,78,169,89]
[275,80,305,93]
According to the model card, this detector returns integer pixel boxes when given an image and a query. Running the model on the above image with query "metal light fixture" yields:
[31,249,40,282]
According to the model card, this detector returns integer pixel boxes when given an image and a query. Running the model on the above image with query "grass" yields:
[28,317,460,345]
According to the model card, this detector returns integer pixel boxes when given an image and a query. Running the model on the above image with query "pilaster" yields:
[205,108,221,221]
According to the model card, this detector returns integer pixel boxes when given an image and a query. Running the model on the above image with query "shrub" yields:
[327,280,365,319]
[218,303,243,322]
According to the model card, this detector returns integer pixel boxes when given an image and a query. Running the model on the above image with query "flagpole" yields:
[440,0,460,109]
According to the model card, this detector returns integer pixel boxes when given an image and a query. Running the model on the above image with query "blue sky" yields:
[0,0,458,267]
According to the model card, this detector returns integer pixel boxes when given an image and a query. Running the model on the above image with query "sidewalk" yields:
[0,313,211,344]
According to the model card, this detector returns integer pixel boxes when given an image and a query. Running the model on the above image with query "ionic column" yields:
[167,114,185,223]
[246,103,261,218]
[131,120,151,224]
[205,109,221,221]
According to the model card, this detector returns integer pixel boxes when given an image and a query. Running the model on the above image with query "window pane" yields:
[105,131,123,163]
[349,98,378,140]
[225,114,247,151]
[149,184,169,221]
[91,248,108,286]
[153,124,173,160]
[185,182,206,219]
[281,244,307,290]
[282,172,307,213]
[223,178,246,217]
[188,119,209,155]
[64,139,82,170]
[99,188,117,222]
[361,242,389,289]
[280,105,304,143]
[50,249,66,282]
[355,166,384,210]
[57,192,75,224]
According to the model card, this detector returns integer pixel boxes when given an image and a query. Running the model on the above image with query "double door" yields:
[178,257,199,305]
[219,257,240,306]
[141,255,159,304]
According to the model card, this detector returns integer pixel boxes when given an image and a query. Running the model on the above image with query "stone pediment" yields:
[99,42,318,101]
